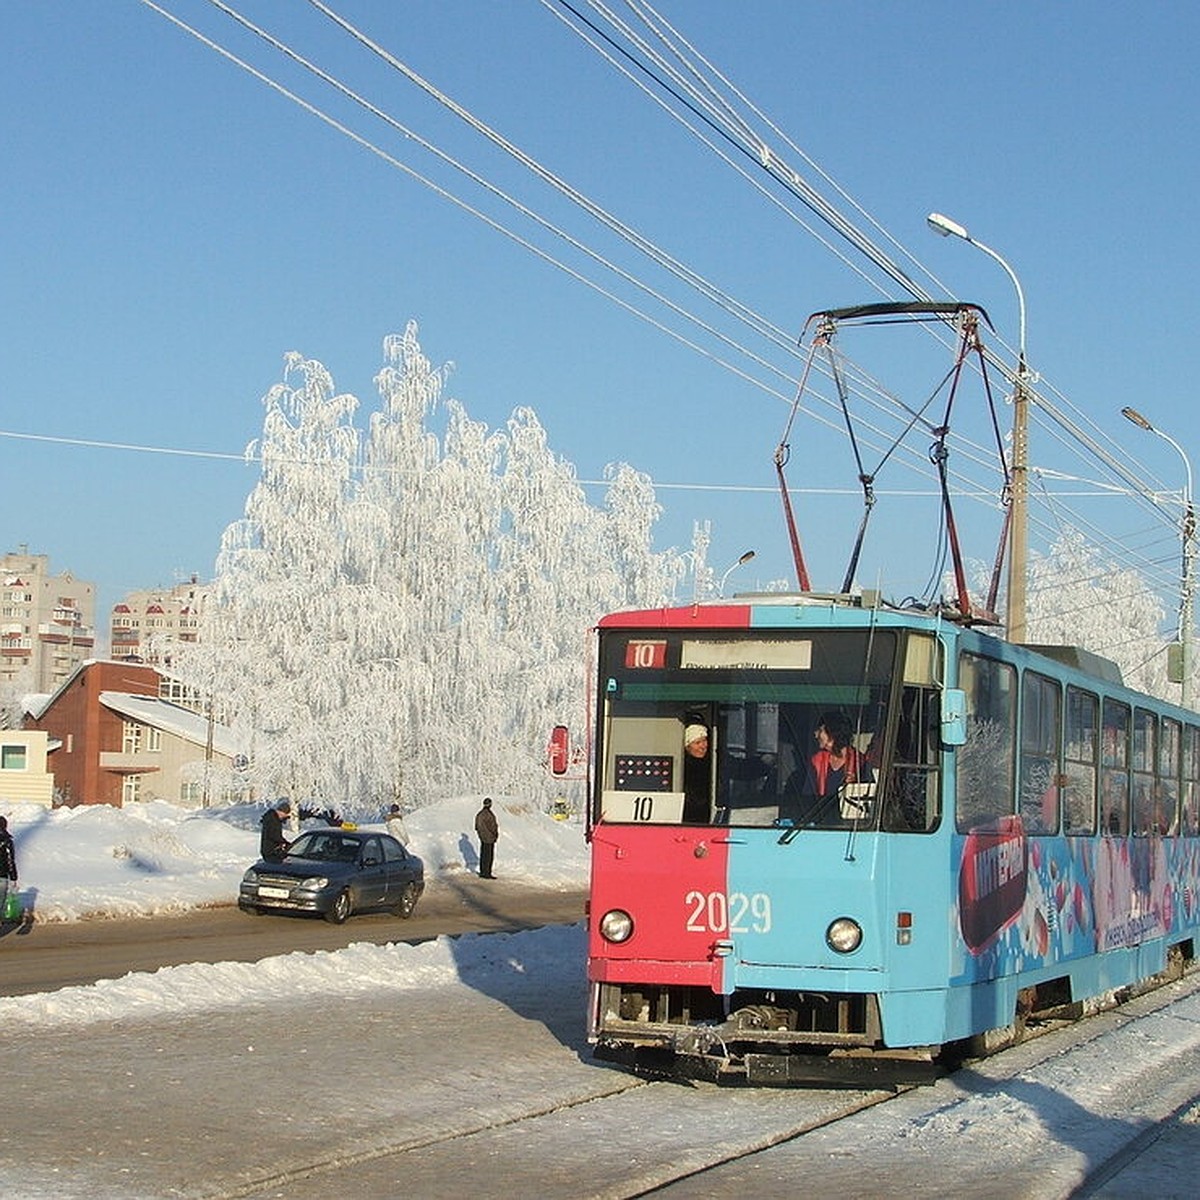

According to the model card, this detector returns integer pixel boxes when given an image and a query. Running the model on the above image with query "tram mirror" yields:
[549,725,570,775]
[941,688,968,746]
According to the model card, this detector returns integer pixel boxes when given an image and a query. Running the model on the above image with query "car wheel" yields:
[394,882,420,919]
[325,889,353,925]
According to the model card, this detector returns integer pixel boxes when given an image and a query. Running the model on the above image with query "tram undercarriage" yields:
[591,981,938,1087]
[592,946,1197,1087]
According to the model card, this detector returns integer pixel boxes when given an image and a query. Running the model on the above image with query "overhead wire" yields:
[168,0,1014,520]
[560,0,1185,591]
[131,0,1180,611]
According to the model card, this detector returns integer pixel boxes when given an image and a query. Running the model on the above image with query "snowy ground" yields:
[0,794,587,1030]
[5,799,1200,1196]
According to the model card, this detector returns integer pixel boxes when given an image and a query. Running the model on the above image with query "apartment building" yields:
[110,575,208,665]
[1,548,96,694]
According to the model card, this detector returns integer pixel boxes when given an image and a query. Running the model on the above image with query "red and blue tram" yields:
[581,592,1200,1084]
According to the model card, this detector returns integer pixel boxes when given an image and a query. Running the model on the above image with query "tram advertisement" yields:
[953,817,1200,981]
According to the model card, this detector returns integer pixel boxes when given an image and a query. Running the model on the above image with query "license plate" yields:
[258,885,290,899]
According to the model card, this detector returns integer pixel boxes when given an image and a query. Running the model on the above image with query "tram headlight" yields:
[826,917,863,954]
[599,909,634,943]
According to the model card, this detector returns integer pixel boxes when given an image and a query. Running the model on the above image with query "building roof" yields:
[98,692,243,758]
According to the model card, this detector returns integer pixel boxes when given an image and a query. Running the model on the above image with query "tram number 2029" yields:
[685,889,772,934]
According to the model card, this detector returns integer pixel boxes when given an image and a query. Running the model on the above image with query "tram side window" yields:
[1183,726,1200,836]
[1063,686,1098,835]
[882,684,941,832]
[1101,699,1130,836]
[1131,709,1158,836]
[956,652,1016,833]
[1159,717,1181,835]
[1019,672,1061,834]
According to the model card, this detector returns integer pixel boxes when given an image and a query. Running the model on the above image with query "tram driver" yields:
[681,723,712,823]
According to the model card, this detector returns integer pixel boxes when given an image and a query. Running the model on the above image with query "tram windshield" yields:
[595,626,918,830]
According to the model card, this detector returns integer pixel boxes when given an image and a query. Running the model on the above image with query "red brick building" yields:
[28,661,161,806]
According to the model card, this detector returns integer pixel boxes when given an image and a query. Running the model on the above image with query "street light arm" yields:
[717,550,756,596]
[1122,407,1193,503]
[926,212,1026,363]
[960,238,1027,364]
[1154,427,1194,505]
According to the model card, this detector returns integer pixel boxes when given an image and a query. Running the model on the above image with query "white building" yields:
[110,576,208,666]
[1,548,96,694]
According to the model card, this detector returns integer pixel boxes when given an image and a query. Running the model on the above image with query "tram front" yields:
[586,596,950,1084]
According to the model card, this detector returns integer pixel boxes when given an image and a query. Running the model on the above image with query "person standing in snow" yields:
[0,815,18,920]
[260,798,292,863]
[385,803,410,846]
[474,797,499,879]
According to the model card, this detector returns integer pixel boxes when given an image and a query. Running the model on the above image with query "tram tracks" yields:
[220,1075,908,1200]
[220,972,1200,1200]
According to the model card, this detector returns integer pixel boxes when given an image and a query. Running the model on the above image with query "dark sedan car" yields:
[239,828,424,924]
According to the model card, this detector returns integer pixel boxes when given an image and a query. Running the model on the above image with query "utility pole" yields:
[927,213,1029,642]
[1122,406,1195,708]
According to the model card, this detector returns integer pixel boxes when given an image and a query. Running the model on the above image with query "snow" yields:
[0,794,587,1028]
[5,797,1200,1196]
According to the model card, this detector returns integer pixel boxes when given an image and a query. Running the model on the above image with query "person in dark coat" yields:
[0,815,18,921]
[260,798,292,863]
[474,797,499,879]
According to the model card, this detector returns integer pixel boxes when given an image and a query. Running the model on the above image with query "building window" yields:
[1,744,27,771]
[122,722,143,754]
[147,727,162,752]
[122,774,143,804]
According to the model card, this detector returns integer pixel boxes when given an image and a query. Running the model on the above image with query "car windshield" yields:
[289,833,360,863]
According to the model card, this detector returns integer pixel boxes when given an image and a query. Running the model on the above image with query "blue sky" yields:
[4,1,1199,624]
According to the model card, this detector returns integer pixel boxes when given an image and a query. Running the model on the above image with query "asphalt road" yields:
[0,875,587,997]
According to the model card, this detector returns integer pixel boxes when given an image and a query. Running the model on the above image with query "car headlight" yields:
[826,917,863,954]
[599,909,634,943]
[298,876,329,891]
[242,869,258,884]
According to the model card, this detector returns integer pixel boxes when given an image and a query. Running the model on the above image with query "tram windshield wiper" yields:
[774,819,801,844]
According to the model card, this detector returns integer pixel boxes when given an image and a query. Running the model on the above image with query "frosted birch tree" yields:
[183,323,683,813]
[1026,528,1169,699]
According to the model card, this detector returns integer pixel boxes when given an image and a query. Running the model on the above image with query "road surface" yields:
[0,876,586,996]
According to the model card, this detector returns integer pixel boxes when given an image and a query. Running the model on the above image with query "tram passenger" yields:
[681,723,712,823]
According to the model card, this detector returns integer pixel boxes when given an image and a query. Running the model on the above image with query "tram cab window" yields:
[882,683,941,832]
[956,652,1016,833]
[1063,686,1099,835]
[1101,699,1130,836]
[594,627,896,829]
[1019,672,1062,835]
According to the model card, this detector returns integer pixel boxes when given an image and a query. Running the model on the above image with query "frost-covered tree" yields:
[182,322,683,814]
[1026,528,1169,699]
[0,664,36,729]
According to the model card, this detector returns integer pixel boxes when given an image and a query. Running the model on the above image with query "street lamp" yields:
[927,212,1031,643]
[718,550,756,596]
[1122,405,1196,708]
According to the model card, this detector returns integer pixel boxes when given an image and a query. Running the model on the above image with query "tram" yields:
[577,593,1200,1084]
[560,302,1200,1084]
